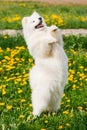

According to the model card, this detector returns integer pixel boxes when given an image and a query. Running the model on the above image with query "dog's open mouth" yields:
[35,21,44,29]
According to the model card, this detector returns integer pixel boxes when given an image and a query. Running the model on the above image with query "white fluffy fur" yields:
[22,12,68,116]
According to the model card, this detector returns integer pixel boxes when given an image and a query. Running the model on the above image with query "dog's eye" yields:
[33,21,35,23]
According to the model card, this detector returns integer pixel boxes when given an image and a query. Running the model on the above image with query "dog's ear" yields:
[32,11,38,15]
[22,17,28,26]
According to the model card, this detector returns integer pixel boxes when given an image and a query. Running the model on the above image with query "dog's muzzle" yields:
[35,17,44,29]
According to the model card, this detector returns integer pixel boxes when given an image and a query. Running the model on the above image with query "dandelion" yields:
[72,84,76,90]
[0,102,5,106]
[21,81,27,86]
[7,15,21,23]
[68,75,74,81]
[70,114,74,117]
[29,103,32,107]
[6,105,13,110]
[63,110,69,114]
[19,3,26,7]
[31,63,35,67]
[27,116,31,121]
[4,35,8,39]
[29,58,33,63]
[0,47,4,53]
[79,66,84,69]
[52,112,56,116]
[2,89,6,95]
[23,73,28,78]
[0,86,3,89]
[20,99,26,103]
[4,56,10,60]
[85,108,87,111]
[68,62,72,67]
[58,125,63,129]
[66,123,70,127]
[62,93,65,97]
[66,99,70,103]
[18,88,23,93]
[6,47,11,52]
[78,16,87,22]
[19,114,24,119]
[77,106,83,110]
[84,68,87,71]
[69,69,75,74]
[45,120,48,124]
[61,102,64,105]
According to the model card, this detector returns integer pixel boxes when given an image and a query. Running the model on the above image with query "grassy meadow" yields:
[0,35,87,130]
[0,1,87,130]
[0,1,87,29]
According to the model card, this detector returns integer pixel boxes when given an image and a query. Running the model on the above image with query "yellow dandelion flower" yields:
[13,15,21,21]
[68,75,73,81]
[15,58,20,61]
[62,93,65,97]
[45,120,48,124]
[29,58,33,63]
[6,105,13,110]
[6,47,11,52]
[72,84,76,90]
[79,66,84,69]
[70,114,74,117]
[61,102,64,105]
[18,88,23,93]
[77,106,83,110]
[19,114,24,119]
[0,102,5,106]
[2,89,6,95]
[84,68,87,71]
[68,63,72,67]
[58,125,63,129]
[21,81,27,86]
[4,56,10,60]
[52,112,56,116]
[27,116,31,121]
[32,63,35,67]
[85,108,87,111]
[23,73,28,78]
[66,99,70,103]
[29,103,32,107]
[4,35,8,39]
[69,69,75,74]
[73,79,77,83]
[63,110,69,114]
[66,123,70,127]
[41,129,46,130]
[21,99,26,103]
[0,47,4,53]
[19,3,26,7]
[0,86,3,89]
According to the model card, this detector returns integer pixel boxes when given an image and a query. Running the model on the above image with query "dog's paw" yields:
[50,25,58,32]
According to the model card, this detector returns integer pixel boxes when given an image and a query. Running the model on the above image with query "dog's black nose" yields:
[39,17,42,21]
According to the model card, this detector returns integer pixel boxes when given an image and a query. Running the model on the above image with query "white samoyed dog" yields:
[22,12,68,116]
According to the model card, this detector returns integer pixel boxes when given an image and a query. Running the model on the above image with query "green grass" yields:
[0,35,87,130]
[0,1,87,29]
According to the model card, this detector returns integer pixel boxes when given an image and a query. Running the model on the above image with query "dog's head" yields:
[22,12,47,34]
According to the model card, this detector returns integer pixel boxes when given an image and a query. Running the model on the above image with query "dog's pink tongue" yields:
[38,24,43,28]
